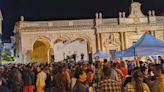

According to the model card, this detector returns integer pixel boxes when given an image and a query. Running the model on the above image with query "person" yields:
[152,64,164,92]
[72,53,77,62]
[87,61,95,74]
[0,77,10,92]
[0,65,7,86]
[63,64,71,86]
[94,62,103,83]
[85,69,94,87]
[141,66,151,88]
[36,66,47,92]
[81,53,84,61]
[66,55,70,62]
[22,65,35,92]
[119,61,128,79]
[85,69,95,92]
[125,69,150,92]
[53,65,70,92]
[10,67,23,92]
[158,56,164,64]
[72,68,88,92]
[45,67,53,92]
[70,68,77,89]
[96,66,121,92]
[113,63,124,82]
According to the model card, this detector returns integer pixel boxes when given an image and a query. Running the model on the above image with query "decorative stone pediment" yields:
[119,2,149,24]
[128,2,145,18]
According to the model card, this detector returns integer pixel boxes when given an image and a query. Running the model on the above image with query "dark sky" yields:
[0,0,164,42]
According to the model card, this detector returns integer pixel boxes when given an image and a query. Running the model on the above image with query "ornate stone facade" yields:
[13,2,164,63]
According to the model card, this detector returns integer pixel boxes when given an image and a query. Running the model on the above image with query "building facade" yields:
[13,2,164,63]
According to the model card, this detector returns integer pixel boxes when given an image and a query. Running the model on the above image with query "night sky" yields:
[0,0,164,42]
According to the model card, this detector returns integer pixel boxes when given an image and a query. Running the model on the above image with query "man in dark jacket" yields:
[22,65,35,92]
[9,67,23,92]
[72,68,88,92]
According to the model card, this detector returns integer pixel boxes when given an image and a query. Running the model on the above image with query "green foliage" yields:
[1,50,14,62]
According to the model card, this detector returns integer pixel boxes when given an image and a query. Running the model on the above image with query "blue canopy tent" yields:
[115,33,164,58]
[92,50,111,59]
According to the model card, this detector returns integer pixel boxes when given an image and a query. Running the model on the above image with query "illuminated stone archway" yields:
[75,35,92,53]
[72,35,92,61]
[31,38,50,63]
[52,34,92,62]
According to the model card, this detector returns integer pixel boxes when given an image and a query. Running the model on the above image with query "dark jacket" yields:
[45,73,53,88]
[22,69,35,86]
[0,86,10,92]
[72,80,88,92]
[9,68,23,91]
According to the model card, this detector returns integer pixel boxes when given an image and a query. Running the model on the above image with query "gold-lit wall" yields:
[31,41,49,63]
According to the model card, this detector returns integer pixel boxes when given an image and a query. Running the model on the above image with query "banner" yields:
[54,41,88,62]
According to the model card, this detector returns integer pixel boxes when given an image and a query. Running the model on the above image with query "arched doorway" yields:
[74,38,90,61]
[31,38,50,63]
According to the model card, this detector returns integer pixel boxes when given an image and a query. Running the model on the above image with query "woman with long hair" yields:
[125,69,150,92]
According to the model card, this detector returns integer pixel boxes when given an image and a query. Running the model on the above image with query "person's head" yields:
[120,61,126,68]
[132,69,144,92]
[133,69,143,81]
[74,68,87,82]
[104,59,108,64]
[86,69,94,82]
[141,67,148,76]
[58,65,64,73]
[103,66,112,78]
[0,66,4,73]
[152,64,163,77]
[158,56,163,60]
[36,67,41,72]
[44,67,50,74]
[112,63,117,68]
[40,65,45,71]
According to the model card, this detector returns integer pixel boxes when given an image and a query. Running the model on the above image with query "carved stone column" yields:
[96,33,101,50]
[124,32,127,49]
[120,32,124,50]
[100,33,103,50]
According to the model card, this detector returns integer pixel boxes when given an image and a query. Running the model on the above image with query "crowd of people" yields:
[0,56,164,92]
